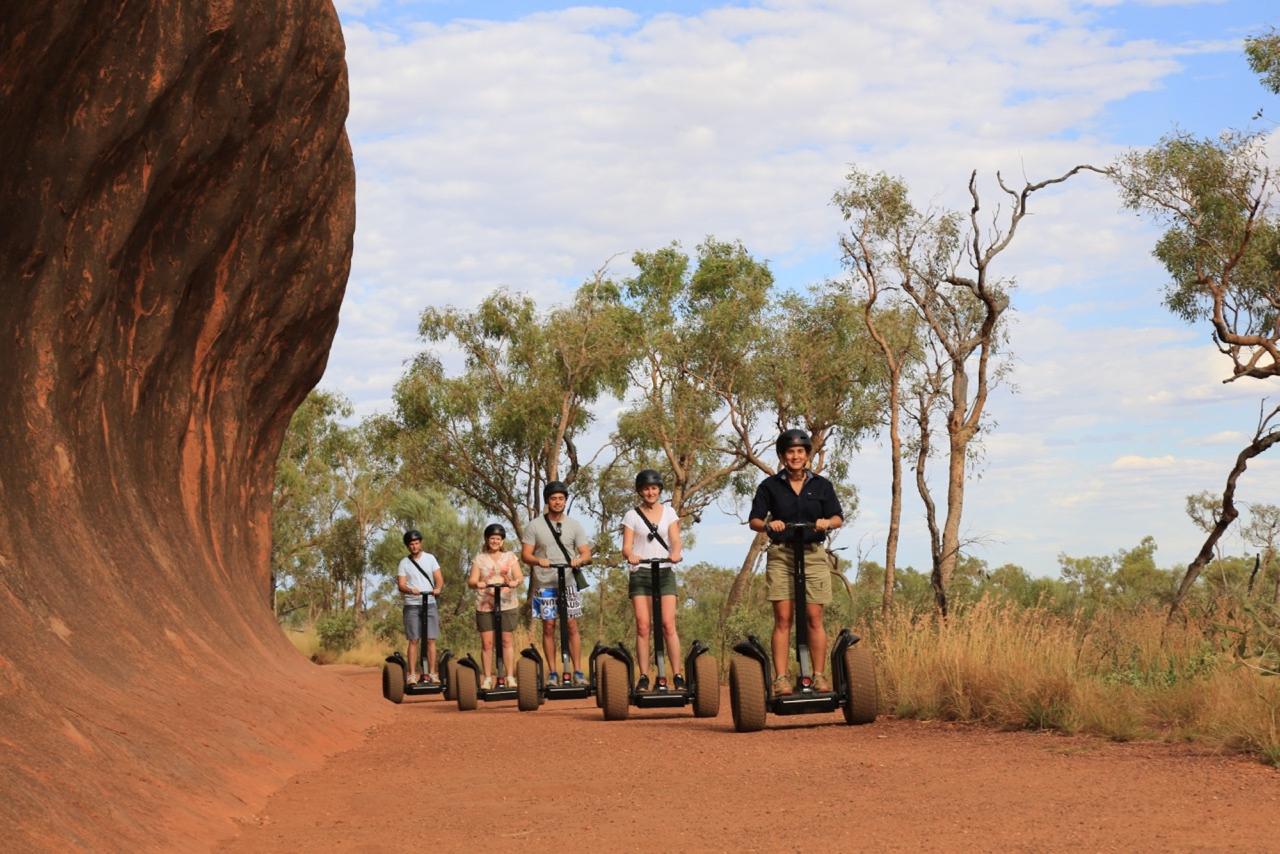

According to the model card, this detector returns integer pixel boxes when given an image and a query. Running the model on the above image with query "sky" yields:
[323,0,1278,577]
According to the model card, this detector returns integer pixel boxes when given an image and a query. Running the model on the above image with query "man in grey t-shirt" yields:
[521,480,592,686]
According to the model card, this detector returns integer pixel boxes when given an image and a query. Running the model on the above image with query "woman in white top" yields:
[620,469,684,691]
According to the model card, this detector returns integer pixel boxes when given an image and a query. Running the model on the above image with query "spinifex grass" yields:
[870,598,1280,764]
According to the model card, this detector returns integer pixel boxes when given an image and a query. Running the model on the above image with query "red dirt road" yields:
[221,666,1279,852]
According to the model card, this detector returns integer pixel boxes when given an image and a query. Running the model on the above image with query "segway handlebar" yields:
[544,561,592,570]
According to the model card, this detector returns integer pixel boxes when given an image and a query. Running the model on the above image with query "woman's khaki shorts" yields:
[475,608,518,632]
[765,543,834,605]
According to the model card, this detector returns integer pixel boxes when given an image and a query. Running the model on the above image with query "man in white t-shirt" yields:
[521,480,592,686]
[620,469,685,691]
[397,529,444,685]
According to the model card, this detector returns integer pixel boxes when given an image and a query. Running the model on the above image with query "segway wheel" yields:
[841,642,878,726]
[382,661,405,705]
[457,668,479,711]
[444,658,460,701]
[729,655,767,732]
[691,653,720,718]
[601,657,629,721]
[516,657,540,712]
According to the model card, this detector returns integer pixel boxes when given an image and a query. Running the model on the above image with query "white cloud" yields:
[1112,454,1178,469]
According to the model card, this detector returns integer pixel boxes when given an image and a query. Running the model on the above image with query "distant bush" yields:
[315,610,358,652]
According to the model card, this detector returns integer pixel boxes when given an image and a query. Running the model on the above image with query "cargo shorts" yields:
[764,543,834,605]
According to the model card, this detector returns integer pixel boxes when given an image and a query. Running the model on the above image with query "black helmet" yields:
[403,529,423,546]
[634,469,664,491]
[483,523,506,540]
[543,480,569,501]
[775,428,812,456]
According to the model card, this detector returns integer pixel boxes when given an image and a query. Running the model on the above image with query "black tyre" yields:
[457,667,479,711]
[382,661,404,705]
[601,657,629,721]
[444,658,460,701]
[842,642,878,725]
[729,655,767,732]
[691,653,720,718]
[516,657,540,711]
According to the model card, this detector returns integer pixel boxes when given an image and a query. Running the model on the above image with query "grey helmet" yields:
[403,529,423,547]
[483,523,506,540]
[543,480,569,501]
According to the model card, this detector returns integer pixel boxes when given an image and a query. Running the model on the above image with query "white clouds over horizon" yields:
[321,0,1275,576]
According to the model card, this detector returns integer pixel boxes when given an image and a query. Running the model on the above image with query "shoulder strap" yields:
[543,514,575,565]
[633,506,669,553]
[406,555,434,593]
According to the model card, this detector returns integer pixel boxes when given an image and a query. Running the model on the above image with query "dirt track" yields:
[217,666,1279,852]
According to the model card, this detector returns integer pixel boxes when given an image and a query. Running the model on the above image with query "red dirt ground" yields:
[220,665,1279,852]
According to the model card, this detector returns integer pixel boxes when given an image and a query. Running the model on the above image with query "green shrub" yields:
[315,610,358,652]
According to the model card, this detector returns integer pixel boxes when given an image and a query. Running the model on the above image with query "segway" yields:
[381,600,453,704]
[597,559,719,720]
[728,522,877,731]
[455,583,519,710]
[514,563,606,711]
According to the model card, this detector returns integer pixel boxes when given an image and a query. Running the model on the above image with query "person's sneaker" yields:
[406,672,420,686]
[673,673,686,690]
[481,675,495,691]
[572,671,587,686]
[813,671,831,692]
[772,673,793,696]
[547,672,560,687]
[425,672,439,684]
[636,674,650,692]
[507,674,518,688]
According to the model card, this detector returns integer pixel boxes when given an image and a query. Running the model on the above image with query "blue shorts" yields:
[532,585,582,621]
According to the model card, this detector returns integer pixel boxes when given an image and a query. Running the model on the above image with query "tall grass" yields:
[870,598,1280,764]
[286,622,539,669]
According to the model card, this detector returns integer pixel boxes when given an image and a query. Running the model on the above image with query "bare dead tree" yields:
[898,166,1092,613]
[1170,402,1280,615]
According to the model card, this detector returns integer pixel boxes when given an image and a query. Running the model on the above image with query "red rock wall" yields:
[0,3,385,848]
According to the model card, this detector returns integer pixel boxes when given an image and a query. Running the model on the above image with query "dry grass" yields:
[285,622,539,669]
[871,598,1280,764]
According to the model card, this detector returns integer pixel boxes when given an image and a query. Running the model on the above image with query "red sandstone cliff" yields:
[0,3,385,848]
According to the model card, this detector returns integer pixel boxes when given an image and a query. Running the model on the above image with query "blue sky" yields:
[324,0,1279,576]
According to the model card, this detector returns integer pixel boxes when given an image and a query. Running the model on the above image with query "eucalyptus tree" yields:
[837,167,1086,615]
[271,390,350,615]
[835,170,942,614]
[613,240,771,525]
[1108,39,1280,616]
[394,278,635,543]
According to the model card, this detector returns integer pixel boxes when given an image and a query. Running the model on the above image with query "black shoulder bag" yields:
[544,514,590,590]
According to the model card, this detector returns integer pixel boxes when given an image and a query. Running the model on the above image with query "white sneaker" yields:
[406,672,419,686]
[507,674,518,688]
[481,675,495,691]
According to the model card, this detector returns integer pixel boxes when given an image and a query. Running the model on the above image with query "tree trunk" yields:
[933,429,968,617]
[723,531,770,619]
[882,378,902,616]
[1169,421,1280,619]
[353,574,365,626]
[913,393,943,612]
